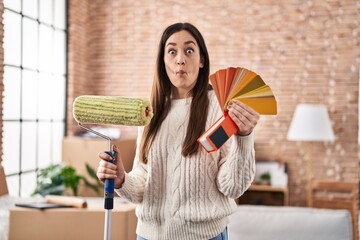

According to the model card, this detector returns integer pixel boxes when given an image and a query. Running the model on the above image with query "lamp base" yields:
[306,142,313,207]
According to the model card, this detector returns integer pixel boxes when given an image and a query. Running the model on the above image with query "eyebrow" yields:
[166,40,197,47]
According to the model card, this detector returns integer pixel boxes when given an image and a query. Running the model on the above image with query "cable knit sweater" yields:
[115,90,256,240]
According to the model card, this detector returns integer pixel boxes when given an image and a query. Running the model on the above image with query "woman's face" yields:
[164,30,204,99]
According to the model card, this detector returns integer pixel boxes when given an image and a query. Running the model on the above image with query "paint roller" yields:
[72,95,153,240]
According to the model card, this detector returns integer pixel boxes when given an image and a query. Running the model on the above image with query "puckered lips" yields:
[176,69,187,77]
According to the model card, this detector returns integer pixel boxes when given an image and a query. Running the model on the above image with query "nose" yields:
[176,53,185,65]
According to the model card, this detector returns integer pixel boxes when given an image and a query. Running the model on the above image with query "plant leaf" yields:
[82,177,100,196]
[86,163,99,180]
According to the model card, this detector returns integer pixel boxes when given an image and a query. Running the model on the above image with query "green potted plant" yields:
[259,172,271,185]
[32,163,102,196]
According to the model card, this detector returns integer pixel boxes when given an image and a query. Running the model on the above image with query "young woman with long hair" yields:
[97,22,259,240]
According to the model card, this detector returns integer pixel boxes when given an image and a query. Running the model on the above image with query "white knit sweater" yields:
[115,90,256,240]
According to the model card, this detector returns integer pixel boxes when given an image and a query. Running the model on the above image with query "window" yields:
[3,0,67,197]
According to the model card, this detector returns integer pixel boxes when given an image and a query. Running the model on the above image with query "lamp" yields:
[287,104,335,206]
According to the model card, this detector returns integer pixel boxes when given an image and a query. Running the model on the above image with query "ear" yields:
[199,57,204,68]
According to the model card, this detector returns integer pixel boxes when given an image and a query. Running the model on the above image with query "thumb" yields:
[111,144,123,166]
[112,144,119,160]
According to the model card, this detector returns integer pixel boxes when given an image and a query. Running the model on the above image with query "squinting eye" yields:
[168,50,176,55]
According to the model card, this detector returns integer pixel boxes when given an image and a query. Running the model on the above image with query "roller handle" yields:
[104,151,116,210]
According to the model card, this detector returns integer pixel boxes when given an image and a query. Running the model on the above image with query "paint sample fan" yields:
[210,67,277,115]
[198,67,277,153]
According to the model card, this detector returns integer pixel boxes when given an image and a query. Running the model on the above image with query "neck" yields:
[171,89,192,99]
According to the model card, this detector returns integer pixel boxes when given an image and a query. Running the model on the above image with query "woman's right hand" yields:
[97,144,125,189]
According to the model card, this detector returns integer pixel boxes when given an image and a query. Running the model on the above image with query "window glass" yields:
[3,66,21,120]
[38,73,52,120]
[52,75,66,120]
[22,69,38,120]
[22,17,38,70]
[21,122,37,171]
[6,175,20,196]
[38,122,52,169]
[54,0,66,29]
[21,172,37,197]
[53,30,66,74]
[4,0,21,12]
[4,0,67,197]
[39,24,53,72]
[39,0,53,25]
[2,122,20,175]
[23,0,38,19]
[52,122,65,164]
[3,10,21,66]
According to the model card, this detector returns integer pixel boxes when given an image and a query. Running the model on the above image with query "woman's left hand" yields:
[227,100,260,136]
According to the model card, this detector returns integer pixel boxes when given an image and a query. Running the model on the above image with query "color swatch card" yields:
[198,67,277,153]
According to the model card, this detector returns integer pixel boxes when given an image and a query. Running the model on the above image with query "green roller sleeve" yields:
[73,95,153,126]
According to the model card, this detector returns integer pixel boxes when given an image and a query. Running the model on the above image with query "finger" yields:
[96,172,117,180]
[238,102,259,116]
[112,144,119,154]
[228,111,253,136]
[228,105,258,135]
[228,109,248,127]
[98,159,117,170]
[229,102,259,124]
[97,166,117,180]
[228,104,250,124]
[230,100,259,118]
[98,166,117,176]
[99,151,114,161]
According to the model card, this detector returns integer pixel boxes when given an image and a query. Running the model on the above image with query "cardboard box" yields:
[8,198,137,240]
[0,165,8,196]
[62,136,137,196]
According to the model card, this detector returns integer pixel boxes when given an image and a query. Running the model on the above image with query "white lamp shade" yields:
[287,104,335,142]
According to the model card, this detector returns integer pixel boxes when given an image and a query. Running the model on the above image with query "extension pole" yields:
[103,149,116,240]
[78,123,115,240]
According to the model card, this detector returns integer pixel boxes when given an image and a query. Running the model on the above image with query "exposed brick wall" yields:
[67,0,359,206]
[67,0,93,135]
[0,1,4,163]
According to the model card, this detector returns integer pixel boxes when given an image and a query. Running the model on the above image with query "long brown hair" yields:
[140,22,211,164]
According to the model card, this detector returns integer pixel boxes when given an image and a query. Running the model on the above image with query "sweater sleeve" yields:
[115,127,148,204]
[216,131,256,199]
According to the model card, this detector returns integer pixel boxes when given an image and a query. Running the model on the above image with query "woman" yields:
[97,22,259,240]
